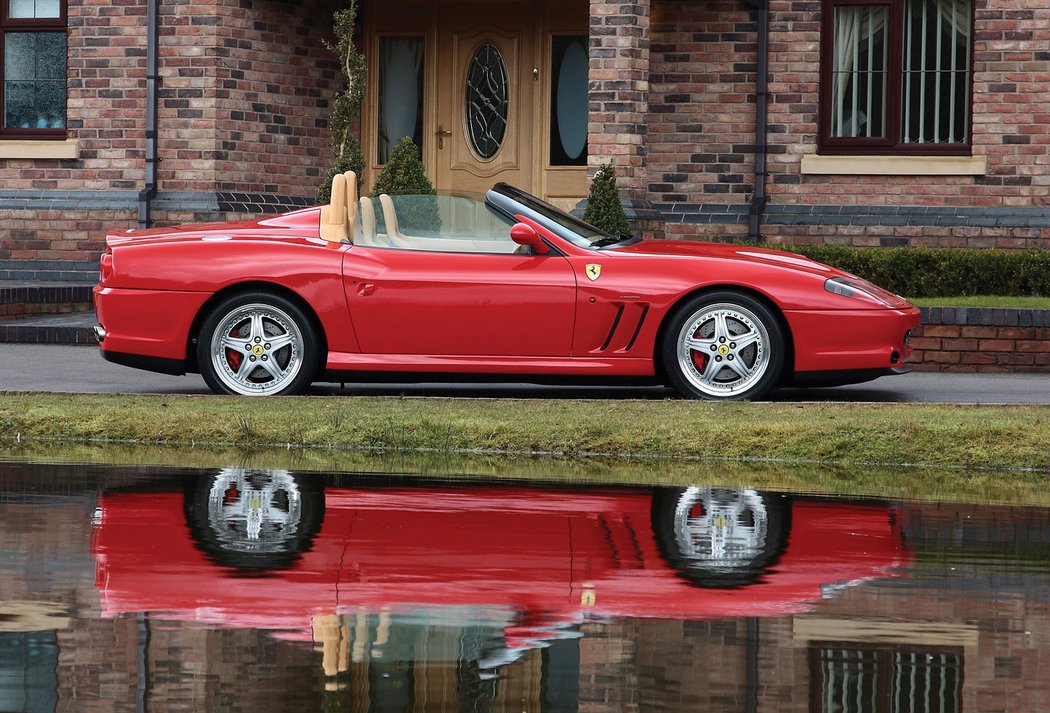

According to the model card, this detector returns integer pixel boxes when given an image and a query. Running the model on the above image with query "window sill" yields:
[0,138,79,160]
[801,154,987,176]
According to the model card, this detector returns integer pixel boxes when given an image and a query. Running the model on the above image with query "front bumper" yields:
[784,306,922,375]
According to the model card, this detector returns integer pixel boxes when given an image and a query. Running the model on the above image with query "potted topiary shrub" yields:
[372,136,441,234]
[583,162,632,238]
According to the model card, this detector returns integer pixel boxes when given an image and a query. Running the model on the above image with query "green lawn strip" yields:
[910,295,1050,309]
[1,393,1047,472]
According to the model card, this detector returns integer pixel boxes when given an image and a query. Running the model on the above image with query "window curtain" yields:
[378,37,425,163]
[832,6,887,138]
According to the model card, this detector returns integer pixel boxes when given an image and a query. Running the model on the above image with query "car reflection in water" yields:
[92,469,909,678]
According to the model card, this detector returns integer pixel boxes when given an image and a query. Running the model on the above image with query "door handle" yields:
[436,124,452,150]
[357,282,375,297]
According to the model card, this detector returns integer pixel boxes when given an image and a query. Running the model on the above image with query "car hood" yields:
[610,240,840,278]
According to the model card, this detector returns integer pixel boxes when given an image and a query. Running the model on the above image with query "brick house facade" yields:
[1,0,1048,265]
[1,0,342,265]
[598,0,1050,249]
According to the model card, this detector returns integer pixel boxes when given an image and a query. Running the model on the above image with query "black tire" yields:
[662,290,785,401]
[184,469,325,574]
[651,487,791,588]
[197,291,320,396]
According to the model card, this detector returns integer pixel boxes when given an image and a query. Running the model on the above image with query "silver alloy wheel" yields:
[209,302,305,395]
[205,467,303,555]
[676,302,770,398]
[672,487,770,571]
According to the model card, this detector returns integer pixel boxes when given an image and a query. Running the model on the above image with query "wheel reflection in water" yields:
[653,486,790,588]
[207,467,303,554]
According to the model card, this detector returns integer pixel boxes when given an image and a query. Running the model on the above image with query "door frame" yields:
[360,0,588,206]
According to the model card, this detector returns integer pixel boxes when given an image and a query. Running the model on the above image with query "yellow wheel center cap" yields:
[718,345,730,356]
[253,345,265,356]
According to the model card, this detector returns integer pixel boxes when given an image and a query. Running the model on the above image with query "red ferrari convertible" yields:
[93,172,919,400]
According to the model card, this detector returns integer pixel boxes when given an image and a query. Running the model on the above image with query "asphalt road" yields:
[1,343,1049,403]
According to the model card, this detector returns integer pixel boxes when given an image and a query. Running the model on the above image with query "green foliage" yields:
[770,244,1050,298]
[372,137,441,233]
[584,162,632,237]
[315,141,364,204]
[316,1,367,204]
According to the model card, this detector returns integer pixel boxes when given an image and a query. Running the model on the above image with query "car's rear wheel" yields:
[197,291,319,396]
[662,291,784,401]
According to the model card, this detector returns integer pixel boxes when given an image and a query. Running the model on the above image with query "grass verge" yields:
[1,392,1047,472]
[910,295,1050,309]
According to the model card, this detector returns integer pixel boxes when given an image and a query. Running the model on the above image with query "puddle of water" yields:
[0,460,1048,711]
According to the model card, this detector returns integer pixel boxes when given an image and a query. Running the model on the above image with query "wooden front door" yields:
[434,5,532,195]
[364,0,588,208]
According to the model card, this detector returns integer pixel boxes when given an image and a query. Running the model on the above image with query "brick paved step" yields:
[0,311,96,345]
[0,283,94,321]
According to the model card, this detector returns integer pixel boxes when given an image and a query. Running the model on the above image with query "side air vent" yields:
[624,305,649,352]
[599,305,625,351]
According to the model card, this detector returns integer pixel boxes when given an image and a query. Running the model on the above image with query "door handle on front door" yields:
[436,124,452,150]
[357,282,375,297]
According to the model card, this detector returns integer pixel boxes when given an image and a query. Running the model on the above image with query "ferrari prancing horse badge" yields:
[585,264,602,281]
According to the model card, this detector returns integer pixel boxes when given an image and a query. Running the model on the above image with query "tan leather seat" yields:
[342,170,357,236]
[319,171,358,243]
[358,196,377,245]
[378,193,412,248]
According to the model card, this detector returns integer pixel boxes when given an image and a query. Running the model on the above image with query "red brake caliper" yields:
[226,328,242,371]
[690,327,707,371]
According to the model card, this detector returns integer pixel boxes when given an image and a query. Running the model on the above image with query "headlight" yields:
[824,277,906,308]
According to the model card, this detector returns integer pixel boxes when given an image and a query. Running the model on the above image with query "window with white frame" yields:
[1,0,67,138]
[819,0,972,154]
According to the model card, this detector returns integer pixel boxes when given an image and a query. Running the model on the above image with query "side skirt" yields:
[322,370,661,387]
[100,349,187,376]
[324,353,656,377]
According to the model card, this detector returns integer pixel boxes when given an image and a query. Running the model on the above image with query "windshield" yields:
[488,183,631,249]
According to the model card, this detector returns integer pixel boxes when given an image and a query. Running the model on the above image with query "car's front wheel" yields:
[662,291,785,401]
[197,291,319,396]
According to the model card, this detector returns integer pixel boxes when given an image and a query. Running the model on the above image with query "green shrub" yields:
[584,162,632,237]
[316,2,367,204]
[315,141,364,205]
[769,244,1050,298]
[372,137,441,233]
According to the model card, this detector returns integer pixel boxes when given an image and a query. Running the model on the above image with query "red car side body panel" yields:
[340,246,577,357]
[93,487,908,633]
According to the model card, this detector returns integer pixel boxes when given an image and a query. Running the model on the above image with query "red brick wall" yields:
[910,324,1050,372]
[649,0,757,241]
[155,0,339,195]
[588,0,652,199]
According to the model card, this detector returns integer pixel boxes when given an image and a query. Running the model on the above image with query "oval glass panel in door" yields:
[465,42,509,160]
[550,35,588,166]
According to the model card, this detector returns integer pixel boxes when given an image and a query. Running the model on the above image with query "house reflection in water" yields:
[0,462,1046,711]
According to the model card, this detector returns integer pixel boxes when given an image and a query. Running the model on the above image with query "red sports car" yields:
[93,172,919,400]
